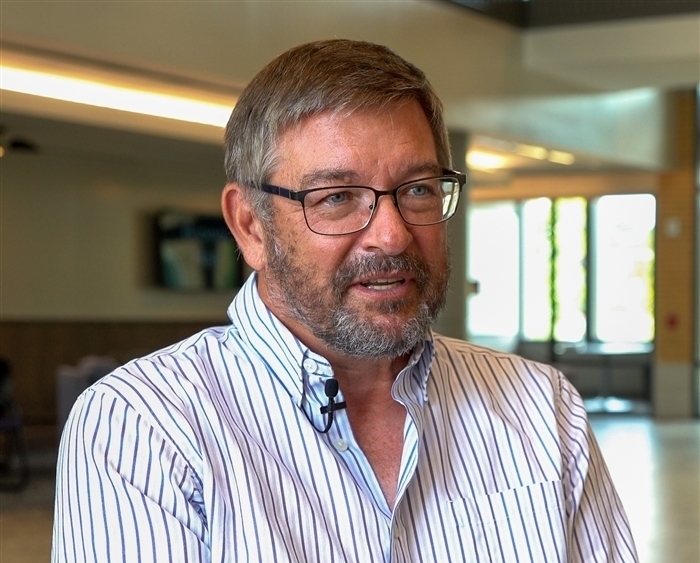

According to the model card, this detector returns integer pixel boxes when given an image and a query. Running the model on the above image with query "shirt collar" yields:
[227,272,318,405]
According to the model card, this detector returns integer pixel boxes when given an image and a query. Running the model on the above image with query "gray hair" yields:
[223,39,451,222]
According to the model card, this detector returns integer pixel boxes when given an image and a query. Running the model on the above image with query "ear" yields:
[221,183,267,271]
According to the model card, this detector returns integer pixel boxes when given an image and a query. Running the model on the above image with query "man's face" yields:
[257,101,451,360]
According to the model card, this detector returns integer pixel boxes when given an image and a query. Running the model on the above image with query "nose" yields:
[359,193,413,255]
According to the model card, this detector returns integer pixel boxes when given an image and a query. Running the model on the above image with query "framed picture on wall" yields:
[154,210,243,291]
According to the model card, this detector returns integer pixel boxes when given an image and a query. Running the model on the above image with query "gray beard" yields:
[264,232,450,359]
[321,299,436,358]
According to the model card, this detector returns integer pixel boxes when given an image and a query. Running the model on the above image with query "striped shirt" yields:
[53,273,638,562]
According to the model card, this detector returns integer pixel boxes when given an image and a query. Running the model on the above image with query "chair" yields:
[56,355,118,432]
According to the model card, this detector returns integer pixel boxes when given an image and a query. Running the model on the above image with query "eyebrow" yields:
[298,162,442,189]
[298,169,359,189]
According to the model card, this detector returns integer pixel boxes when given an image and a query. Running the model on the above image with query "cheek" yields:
[414,227,448,262]
[270,207,311,250]
[316,238,355,270]
[279,220,356,273]
[311,234,367,280]
[275,204,309,234]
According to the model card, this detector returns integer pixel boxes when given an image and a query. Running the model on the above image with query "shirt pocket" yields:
[446,480,567,563]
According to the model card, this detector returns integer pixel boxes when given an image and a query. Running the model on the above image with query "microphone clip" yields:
[319,378,346,433]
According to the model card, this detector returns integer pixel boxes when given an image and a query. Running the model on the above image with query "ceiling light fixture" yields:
[467,150,508,171]
[548,150,575,165]
[515,143,548,160]
[0,66,233,127]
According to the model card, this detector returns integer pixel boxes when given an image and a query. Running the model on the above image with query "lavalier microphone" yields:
[319,378,347,433]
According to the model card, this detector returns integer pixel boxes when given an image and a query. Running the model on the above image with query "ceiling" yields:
[0,0,698,174]
[0,111,226,172]
[449,0,700,29]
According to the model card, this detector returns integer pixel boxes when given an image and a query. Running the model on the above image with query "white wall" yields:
[1,149,235,321]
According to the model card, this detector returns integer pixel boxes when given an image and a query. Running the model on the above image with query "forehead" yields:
[271,101,438,186]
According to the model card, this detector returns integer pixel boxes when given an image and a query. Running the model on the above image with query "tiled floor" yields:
[1,416,698,563]
[0,444,56,563]
[589,415,700,563]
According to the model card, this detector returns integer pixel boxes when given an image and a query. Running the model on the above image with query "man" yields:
[53,40,638,562]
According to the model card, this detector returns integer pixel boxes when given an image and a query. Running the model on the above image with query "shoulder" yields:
[70,325,236,459]
[95,325,233,401]
[431,334,560,384]
[429,334,581,419]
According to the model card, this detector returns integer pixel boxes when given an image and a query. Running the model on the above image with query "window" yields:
[591,194,656,342]
[521,198,552,341]
[467,201,520,349]
[468,193,655,347]
[552,197,588,342]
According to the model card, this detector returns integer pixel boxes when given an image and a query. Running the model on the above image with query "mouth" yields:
[334,253,428,300]
[357,275,409,291]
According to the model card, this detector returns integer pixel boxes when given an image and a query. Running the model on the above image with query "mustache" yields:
[332,253,430,296]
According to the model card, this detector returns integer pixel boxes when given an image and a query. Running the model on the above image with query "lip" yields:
[352,271,415,287]
[346,272,418,301]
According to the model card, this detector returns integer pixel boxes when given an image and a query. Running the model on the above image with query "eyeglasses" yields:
[258,170,466,236]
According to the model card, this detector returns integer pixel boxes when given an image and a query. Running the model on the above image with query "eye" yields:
[406,183,433,197]
[325,191,348,204]
[305,188,356,208]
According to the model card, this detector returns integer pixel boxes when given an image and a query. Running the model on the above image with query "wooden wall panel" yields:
[0,321,220,423]
[656,170,696,363]
[655,91,697,364]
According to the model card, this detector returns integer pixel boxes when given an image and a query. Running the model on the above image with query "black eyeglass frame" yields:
[257,169,467,236]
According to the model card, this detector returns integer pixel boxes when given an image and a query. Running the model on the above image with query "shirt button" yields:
[333,439,349,452]
[302,359,317,372]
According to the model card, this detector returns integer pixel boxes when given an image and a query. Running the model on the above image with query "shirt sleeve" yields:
[52,388,210,563]
[555,373,639,562]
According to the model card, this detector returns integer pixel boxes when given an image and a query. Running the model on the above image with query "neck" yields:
[329,353,410,394]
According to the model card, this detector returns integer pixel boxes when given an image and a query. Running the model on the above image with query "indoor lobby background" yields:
[0,1,698,562]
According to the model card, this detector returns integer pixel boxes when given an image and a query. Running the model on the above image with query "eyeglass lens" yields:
[303,177,460,235]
